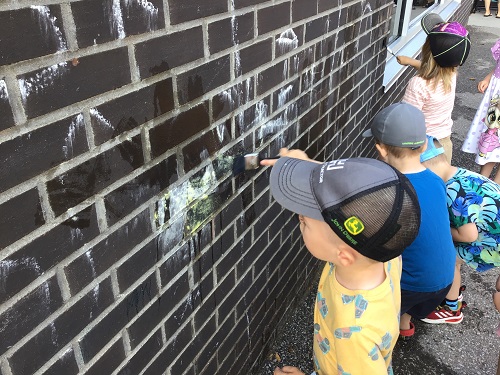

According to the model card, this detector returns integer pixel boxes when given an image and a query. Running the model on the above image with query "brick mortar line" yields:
[60,3,79,51]
[3,67,27,126]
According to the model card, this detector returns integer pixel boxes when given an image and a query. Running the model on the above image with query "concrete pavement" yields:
[257,12,500,375]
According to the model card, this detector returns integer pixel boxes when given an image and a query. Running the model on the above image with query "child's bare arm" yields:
[478,71,494,93]
[450,223,479,243]
[396,56,421,69]
[260,148,314,167]
[273,366,306,375]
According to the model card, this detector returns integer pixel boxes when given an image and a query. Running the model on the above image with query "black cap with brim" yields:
[269,157,421,262]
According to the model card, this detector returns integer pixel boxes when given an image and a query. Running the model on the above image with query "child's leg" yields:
[444,257,464,301]
[480,162,495,179]
[400,313,412,330]
[493,164,500,184]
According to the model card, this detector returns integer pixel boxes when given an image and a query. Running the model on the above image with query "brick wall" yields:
[0,1,471,375]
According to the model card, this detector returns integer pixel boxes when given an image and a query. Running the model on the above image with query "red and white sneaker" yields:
[421,305,463,324]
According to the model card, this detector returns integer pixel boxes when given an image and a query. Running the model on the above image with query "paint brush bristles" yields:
[232,153,259,176]
[232,153,280,176]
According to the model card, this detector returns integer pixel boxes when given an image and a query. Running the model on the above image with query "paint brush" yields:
[387,47,396,57]
[232,153,280,176]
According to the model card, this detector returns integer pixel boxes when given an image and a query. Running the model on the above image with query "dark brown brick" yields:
[168,0,227,24]
[0,188,44,250]
[149,102,210,158]
[142,324,192,375]
[117,239,157,293]
[256,61,287,96]
[208,13,254,54]
[258,3,291,35]
[177,56,231,105]
[104,155,177,225]
[0,6,67,65]
[117,330,163,375]
[47,135,143,217]
[8,277,113,375]
[0,114,88,194]
[120,0,164,35]
[159,243,191,287]
[0,80,14,131]
[182,121,231,171]
[234,0,267,9]
[135,27,204,79]
[319,0,340,11]
[0,206,99,304]
[127,273,188,348]
[65,209,151,295]
[91,78,174,145]
[239,38,273,75]
[72,0,164,48]
[138,294,193,352]
[19,48,131,119]
[42,348,79,375]
[292,0,318,22]
[85,339,126,375]
[71,0,115,47]
[54,277,115,343]
[305,15,329,42]
[0,275,62,356]
[80,275,157,362]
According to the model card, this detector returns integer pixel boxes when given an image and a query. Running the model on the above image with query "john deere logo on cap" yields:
[344,216,364,235]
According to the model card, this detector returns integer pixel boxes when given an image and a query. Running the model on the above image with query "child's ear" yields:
[375,143,388,159]
[418,138,428,155]
[337,247,356,266]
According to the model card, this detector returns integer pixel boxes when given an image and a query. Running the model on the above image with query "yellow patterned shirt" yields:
[313,257,402,375]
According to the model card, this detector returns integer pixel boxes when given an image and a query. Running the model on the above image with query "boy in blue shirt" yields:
[363,103,457,337]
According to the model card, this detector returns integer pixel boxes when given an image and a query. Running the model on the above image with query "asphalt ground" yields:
[257,13,500,375]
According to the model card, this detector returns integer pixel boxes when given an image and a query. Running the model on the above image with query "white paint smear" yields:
[109,0,126,39]
[18,62,69,101]
[276,29,298,55]
[0,258,42,294]
[90,108,113,129]
[124,0,159,31]
[0,80,8,100]
[31,5,67,51]
[63,114,84,159]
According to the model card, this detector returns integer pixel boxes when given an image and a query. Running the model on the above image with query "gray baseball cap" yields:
[269,157,421,262]
[362,103,427,148]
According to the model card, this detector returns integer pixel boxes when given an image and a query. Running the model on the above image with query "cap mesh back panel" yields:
[339,184,420,252]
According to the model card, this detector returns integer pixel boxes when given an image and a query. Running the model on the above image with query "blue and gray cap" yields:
[362,103,427,149]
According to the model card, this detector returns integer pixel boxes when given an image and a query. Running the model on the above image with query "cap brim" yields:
[421,13,444,34]
[270,157,324,221]
[362,129,373,137]
[420,135,445,162]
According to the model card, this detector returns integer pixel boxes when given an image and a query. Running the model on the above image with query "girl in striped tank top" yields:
[394,14,470,162]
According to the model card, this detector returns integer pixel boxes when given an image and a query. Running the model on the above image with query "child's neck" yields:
[385,155,426,174]
[335,261,386,290]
